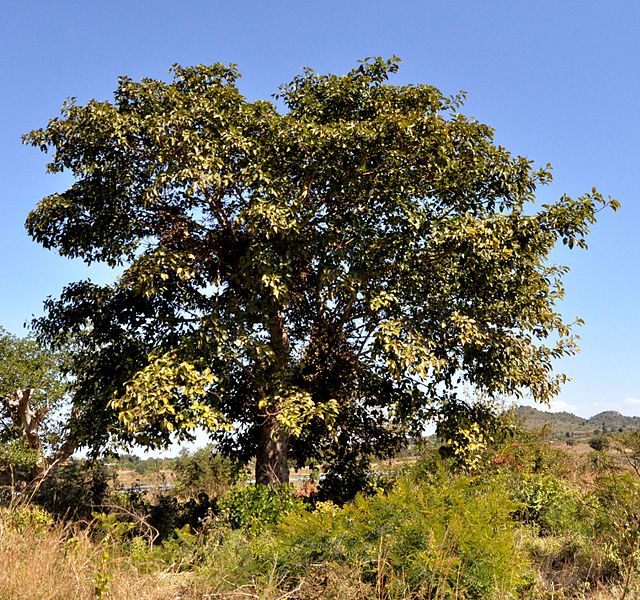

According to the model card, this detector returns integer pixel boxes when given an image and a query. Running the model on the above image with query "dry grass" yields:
[0,513,193,600]
[2,505,640,600]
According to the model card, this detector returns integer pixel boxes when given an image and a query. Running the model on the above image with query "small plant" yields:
[219,484,304,532]
[94,550,111,600]
[515,474,582,535]
[0,504,53,535]
[153,524,199,570]
[91,511,136,543]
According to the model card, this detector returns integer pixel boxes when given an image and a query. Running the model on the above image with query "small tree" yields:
[0,327,75,481]
[612,430,640,477]
[173,445,243,500]
[589,434,611,453]
[24,58,616,484]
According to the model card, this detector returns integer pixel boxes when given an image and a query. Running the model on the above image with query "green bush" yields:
[590,473,640,581]
[249,474,530,599]
[316,451,397,505]
[219,484,304,532]
[0,504,53,535]
[150,524,200,570]
[0,440,41,495]
[514,474,583,535]
[519,472,640,595]
[173,446,244,500]
[34,459,111,520]
[108,488,219,541]
[589,434,611,452]
[488,427,573,479]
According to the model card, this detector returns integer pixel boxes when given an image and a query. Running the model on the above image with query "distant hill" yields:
[513,405,640,439]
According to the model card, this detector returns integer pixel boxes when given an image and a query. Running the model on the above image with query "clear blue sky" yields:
[1,1,637,419]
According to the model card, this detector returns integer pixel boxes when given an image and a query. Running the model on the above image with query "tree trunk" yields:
[255,416,290,485]
[254,308,291,485]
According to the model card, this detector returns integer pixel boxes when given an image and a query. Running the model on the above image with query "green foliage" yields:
[590,473,640,575]
[514,474,582,535]
[0,326,66,413]
[589,434,611,452]
[34,459,111,520]
[317,452,393,505]
[9,431,640,599]
[435,398,512,470]
[151,524,199,569]
[521,471,640,595]
[219,484,304,532]
[0,327,71,477]
[0,439,40,477]
[195,527,255,592]
[146,494,181,541]
[94,550,111,600]
[107,487,216,542]
[24,58,616,483]
[486,424,574,479]
[111,350,230,437]
[611,429,640,477]
[173,445,244,500]
[111,453,176,475]
[250,475,529,598]
[91,510,136,543]
[487,427,583,536]
[513,405,640,442]
[0,505,53,535]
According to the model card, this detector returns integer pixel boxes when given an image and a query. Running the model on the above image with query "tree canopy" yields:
[24,57,617,484]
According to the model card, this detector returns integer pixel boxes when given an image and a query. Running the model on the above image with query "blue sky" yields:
[0,1,637,419]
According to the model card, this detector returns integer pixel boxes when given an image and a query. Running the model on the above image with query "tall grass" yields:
[0,506,191,600]
[5,429,640,599]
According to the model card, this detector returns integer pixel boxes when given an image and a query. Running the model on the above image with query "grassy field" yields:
[4,426,640,599]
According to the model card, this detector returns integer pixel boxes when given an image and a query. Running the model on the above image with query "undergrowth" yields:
[3,428,640,598]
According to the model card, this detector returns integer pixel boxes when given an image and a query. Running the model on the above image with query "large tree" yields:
[24,58,616,484]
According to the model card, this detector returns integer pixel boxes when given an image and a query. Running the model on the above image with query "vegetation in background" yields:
[514,405,640,441]
[33,459,112,521]
[173,444,244,500]
[0,327,75,484]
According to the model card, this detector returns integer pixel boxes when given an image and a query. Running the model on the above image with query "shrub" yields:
[34,459,112,520]
[219,484,304,532]
[0,440,41,486]
[434,398,512,471]
[317,454,395,505]
[249,474,530,599]
[589,435,611,452]
[0,504,53,535]
[488,427,573,479]
[173,446,244,500]
[590,473,640,583]
[108,488,219,541]
[514,474,583,535]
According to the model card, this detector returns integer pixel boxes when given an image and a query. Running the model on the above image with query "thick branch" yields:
[2,389,76,477]
[2,389,45,453]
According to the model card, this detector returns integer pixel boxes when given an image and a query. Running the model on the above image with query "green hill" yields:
[513,405,640,439]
